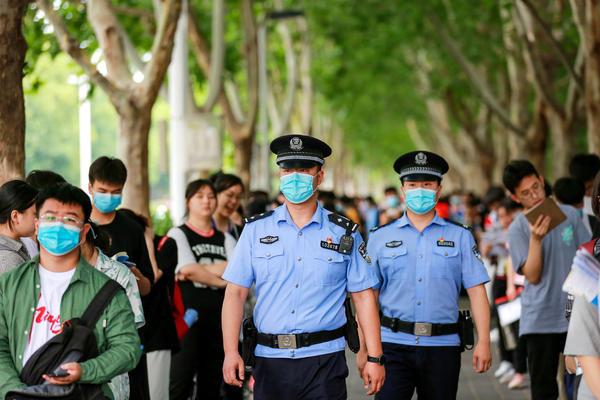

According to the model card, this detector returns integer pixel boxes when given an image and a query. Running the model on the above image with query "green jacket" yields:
[0,256,142,399]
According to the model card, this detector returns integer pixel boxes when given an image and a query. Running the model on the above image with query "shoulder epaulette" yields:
[370,219,396,233]
[244,210,274,224]
[445,219,472,231]
[328,213,359,233]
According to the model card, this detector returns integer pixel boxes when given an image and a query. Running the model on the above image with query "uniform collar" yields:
[275,202,324,229]
[396,212,447,229]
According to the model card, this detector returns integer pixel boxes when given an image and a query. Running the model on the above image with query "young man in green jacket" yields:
[0,183,141,399]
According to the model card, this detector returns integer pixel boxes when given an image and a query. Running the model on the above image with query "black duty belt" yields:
[257,325,346,349]
[381,315,459,336]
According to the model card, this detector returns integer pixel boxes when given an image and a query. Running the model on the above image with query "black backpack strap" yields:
[81,280,123,327]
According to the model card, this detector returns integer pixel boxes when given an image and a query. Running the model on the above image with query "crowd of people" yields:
[0,140,598,400]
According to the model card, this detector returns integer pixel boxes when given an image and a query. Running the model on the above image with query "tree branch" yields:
[141,0,182,104]
[518,0,583,92]
[203,0,225,112]
[432,20,527,136]
[36,0,123,105]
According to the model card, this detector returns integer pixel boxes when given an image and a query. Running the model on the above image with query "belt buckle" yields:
[414,322,433,337]
[277,334,297,349]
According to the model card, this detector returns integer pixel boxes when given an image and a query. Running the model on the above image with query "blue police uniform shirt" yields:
[367,213,489,347]
[223,203,379,359]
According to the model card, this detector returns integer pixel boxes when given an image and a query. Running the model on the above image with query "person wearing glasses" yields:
[0,183,141,399]
[503,160,590,399]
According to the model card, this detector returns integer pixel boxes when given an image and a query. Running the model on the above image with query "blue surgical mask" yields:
[93,192,122,213]
[279,172,315,204]
[404,188,438,215]
[38,222,82,256]
[386,195,400,209]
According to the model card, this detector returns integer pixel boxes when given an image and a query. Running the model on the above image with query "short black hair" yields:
[483,186,506,207]
[210,172,245,194]
[185,179,216,203]
[25,170,66,190]
[89,156,127,186]
[553,177,585,206]
[36,182,92,222]
[569,153,600,183]
[0,180,38,229]
[502,160,539,194]
[384,186,398,194]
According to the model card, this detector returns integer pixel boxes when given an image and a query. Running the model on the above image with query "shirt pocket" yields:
[431,246,459,280]
[379,247,408,280]
[253,243,286,282]
[314,251,346,286]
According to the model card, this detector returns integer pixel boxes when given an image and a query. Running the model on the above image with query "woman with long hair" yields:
[0,180,38,274]
[168,179,237,400]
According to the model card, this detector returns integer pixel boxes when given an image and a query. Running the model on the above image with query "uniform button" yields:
[297,257,302,262]
[291,310,295,314]
[328,257,332,262]
[417,301,421,306]
[444,252,448,256]
[298,232,303,236]
[392,253,396,257]
[419,254,423,259]
[418,278,422,282]
[266,253,271,257]
[295,284,299,288]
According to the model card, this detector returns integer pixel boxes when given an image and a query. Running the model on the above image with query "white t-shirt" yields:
[23,266,75,364]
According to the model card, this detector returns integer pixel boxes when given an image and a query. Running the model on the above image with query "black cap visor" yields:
[400,173,442,183]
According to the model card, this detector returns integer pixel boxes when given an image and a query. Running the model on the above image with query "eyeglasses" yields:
[518,182,542,200]
[39,214,83,227]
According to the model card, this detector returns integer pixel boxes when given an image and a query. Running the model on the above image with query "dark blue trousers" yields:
[376,343,461,400]
[253,351,348,400]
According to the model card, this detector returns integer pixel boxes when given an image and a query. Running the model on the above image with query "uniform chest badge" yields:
[259,235,279,244]
[385,240,403,248]
[436,238,455,247]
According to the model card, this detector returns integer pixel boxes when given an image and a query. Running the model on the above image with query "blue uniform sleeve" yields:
[346,231,379,293]
[222,224,255,288]
[366,234,383,290]
[460,230,489,289]
[507,218,529,274]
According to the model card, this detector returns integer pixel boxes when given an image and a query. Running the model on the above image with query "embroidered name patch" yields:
[259,235,279,244]
[385,240,403,248]
[436,240,455,247]
[358,242,372,264]
[321,241,340,251]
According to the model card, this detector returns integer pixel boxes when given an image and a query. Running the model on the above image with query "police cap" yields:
[270,134,332,168]
[393,150,449,182]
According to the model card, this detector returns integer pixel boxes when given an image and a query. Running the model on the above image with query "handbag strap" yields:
[81,280,122,328]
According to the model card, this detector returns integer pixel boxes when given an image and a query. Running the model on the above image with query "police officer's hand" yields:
[472,342,492,373]
[529,214,551,241]
[362,362,385,395]
[356,349,368,375]
[223,352,245,388]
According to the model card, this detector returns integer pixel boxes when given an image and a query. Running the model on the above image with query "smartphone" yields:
[46,368,69,378]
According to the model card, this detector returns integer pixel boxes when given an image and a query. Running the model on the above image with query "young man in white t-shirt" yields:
[0,183,141,399]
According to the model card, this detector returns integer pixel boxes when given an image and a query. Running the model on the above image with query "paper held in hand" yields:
[524,197,567,233]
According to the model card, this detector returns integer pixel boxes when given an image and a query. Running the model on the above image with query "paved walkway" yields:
[346,347,531,399]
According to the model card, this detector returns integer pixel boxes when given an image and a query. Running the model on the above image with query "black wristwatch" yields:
[367,354,386,366]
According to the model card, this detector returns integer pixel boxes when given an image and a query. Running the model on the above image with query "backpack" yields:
[6,279,123,400]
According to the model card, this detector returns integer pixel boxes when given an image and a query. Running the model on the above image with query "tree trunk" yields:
[583,0,600,154]
[546,109,575,179]
[526,99,549,174]
[0,0,28,183]
[118,105,152,216]
[233,133,253,191]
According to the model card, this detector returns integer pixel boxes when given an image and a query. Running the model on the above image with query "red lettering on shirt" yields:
[33,306,62,334]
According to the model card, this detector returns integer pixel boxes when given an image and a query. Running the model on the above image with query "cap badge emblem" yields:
[290,137,303,151]
[415,152,427,165]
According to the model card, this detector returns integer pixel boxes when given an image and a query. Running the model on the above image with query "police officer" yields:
[222,134,386,399]
[363,151,492,400]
